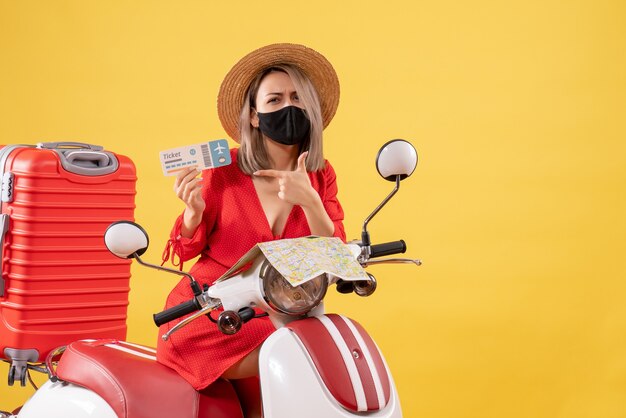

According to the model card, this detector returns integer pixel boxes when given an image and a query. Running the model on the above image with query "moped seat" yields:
[55,339,242,418]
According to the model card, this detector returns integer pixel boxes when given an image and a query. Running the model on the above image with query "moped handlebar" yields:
[152,238,416,331]
[369,240,406,258]
[153,299,201,327]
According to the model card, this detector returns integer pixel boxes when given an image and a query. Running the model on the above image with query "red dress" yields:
[157,148,346,390]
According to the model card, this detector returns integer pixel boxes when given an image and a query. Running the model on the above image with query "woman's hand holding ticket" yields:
[175,167,205,237]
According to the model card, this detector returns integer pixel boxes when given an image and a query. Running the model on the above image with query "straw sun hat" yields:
[217,43,340,142]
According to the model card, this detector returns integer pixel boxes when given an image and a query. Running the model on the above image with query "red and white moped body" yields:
[14,315,401,418]
[15,258,403,418]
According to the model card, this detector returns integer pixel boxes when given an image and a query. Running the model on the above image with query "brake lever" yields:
[361,258,422,267]
[161,300,222,341]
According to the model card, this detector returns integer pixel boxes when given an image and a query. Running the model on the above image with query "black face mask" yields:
[257,106,311,146]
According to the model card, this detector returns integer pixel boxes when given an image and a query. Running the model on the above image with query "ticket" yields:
[160,139,231,176]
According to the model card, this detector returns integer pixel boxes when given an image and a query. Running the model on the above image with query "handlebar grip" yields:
[153,299,200,327]
[369,240,406,258]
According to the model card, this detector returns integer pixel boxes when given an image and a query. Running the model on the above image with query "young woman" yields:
[158,43,344,417]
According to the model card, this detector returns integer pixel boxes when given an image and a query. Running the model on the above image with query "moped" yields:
[2,139,420,418]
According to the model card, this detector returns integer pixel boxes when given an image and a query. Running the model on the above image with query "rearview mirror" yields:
[104,221,149,259]
[361,139,418,249]
[376,139,418,181]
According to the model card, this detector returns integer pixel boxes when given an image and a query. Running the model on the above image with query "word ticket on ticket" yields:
[160,139,231,176]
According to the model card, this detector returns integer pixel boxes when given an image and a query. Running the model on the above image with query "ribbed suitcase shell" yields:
[0,143,136,364]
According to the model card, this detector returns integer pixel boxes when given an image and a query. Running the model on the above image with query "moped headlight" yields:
[260,260,328,316]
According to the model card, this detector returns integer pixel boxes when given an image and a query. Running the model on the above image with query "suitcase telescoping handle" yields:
[37,142,104,151]
[37,142,119,176]
[0,214,8,297]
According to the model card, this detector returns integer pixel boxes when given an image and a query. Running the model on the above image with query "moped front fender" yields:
[259,315,402,418]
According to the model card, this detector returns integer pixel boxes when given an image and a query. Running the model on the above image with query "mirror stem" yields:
[134,253,202,296]
[361,175,401,247]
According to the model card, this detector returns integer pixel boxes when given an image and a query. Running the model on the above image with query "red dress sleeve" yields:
[320,161,346,242]
[161,166,219,270]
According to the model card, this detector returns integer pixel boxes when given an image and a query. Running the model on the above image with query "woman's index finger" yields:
[253,169,283,178]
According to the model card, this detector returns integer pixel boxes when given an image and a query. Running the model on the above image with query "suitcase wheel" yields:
[7,364,27,387]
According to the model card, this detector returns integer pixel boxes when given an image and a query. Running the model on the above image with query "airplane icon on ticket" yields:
[213,142,226,154]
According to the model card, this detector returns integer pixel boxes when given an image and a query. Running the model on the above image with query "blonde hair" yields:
[237,64,325,174]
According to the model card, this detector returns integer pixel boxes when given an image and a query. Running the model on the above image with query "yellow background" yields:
[1,1,625,417]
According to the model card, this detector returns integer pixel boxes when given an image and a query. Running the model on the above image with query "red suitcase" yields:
[0,142,137,385]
